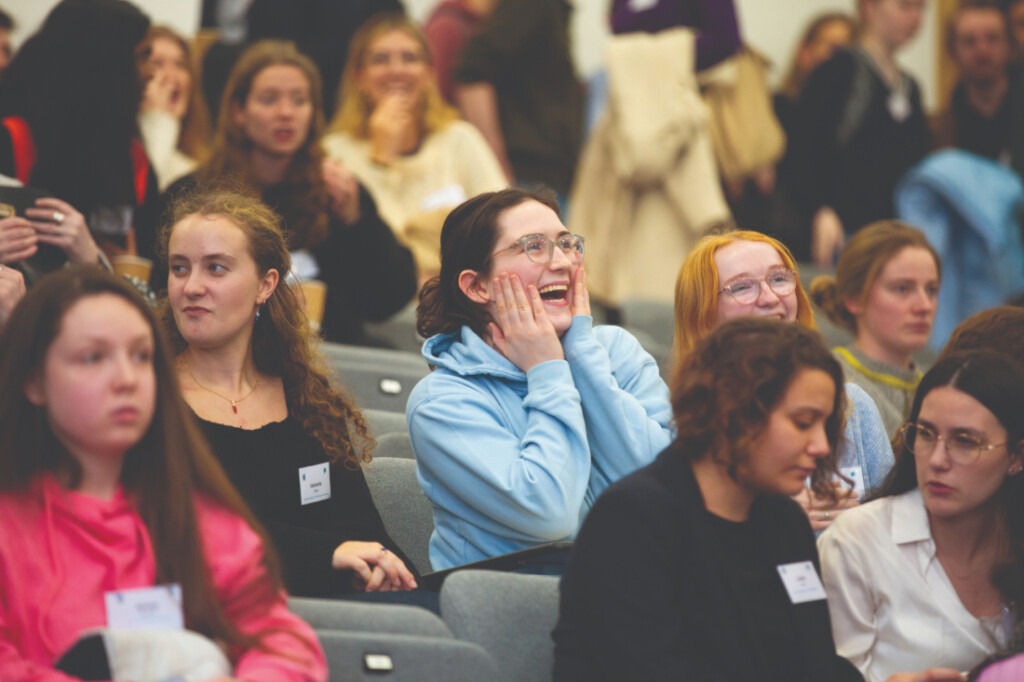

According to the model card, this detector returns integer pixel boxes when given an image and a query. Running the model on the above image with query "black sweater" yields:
[198,415,412,597]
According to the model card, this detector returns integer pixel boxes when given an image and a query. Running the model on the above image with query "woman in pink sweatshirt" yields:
[0,266,326,682]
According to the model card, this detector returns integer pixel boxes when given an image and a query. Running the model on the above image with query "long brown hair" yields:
[0,265,284,650]
[202,40,330,249]
[141,24,212,162]
[328,12,459,138]
[158,186,374,469]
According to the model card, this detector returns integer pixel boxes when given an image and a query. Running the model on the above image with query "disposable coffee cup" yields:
[111,255,153,282]
[297,279,327,331]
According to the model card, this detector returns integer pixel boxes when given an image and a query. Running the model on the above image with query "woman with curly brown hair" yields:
[554,318,865,681]
[160,187,418,598]
[164,39,416,347]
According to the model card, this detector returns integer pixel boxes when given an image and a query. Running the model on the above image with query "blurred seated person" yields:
[138,25,212,192]
[164,39,416,346]
[0,0,160,262]
[324,13,506,280]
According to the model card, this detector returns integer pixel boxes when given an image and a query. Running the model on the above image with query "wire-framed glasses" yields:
[718,268,798,304]
[494,233,585,264]
[899,422,1006,465]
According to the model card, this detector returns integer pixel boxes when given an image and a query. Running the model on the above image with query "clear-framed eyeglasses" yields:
[719,268,797,305]
[899,422,1006,465]
[494,233,585,264]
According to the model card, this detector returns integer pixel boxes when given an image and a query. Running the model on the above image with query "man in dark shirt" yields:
[935,0,1022,170]
[454,0,583,201]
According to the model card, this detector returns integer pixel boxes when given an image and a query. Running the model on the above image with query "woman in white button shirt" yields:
[819,351,1024,681]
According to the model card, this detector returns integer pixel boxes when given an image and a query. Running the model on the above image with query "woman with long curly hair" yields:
[324,13,506,279]
[165,39,416,346]
[0,265,324,679]
[160,187,418,598]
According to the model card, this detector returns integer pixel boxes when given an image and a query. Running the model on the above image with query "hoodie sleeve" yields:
[562,318,674,503]
[408,359,592,545]
[196,500,327,682]
[838,383,895,495]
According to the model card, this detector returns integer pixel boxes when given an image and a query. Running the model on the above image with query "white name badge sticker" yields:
[420,184,468,212]
[777,561,828,604]
[299,462,331,506]
[837,466,865,498]
[627,0,659,11]
[105,584,184,630]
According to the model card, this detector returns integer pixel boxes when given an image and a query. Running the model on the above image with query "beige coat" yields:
[570,28,730,306]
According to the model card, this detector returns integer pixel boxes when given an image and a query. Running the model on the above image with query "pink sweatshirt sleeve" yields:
[197,500,327,682]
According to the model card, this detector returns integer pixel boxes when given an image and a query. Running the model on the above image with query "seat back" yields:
[364,457,434,574]
[288,598,451,638]
[364,408,409,437]
[373,432,415,459]
[321,342,429,412]
[317,631,499,681]
[440,569,561,682]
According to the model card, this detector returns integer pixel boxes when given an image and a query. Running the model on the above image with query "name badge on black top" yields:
[777,561,827,604]
[299,462,331,505]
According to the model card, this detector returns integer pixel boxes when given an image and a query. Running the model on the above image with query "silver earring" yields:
[255,306,262,321]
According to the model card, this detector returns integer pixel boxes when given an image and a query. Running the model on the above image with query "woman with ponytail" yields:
[810,220,940,437]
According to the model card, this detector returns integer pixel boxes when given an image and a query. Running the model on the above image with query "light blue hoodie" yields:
[407,316,673,570]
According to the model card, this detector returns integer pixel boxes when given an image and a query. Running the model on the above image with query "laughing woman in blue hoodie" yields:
[407,188,674,570]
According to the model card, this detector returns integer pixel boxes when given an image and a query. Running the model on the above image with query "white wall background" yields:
[5,0,939,110]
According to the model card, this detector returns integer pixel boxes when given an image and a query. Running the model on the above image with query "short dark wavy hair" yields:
[671,318,847,502]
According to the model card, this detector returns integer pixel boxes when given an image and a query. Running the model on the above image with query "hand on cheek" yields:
[488,273,564,372]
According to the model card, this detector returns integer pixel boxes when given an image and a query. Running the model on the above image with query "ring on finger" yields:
[379,547,389,555]
[823,511,832,521]
[52,210,66,224]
